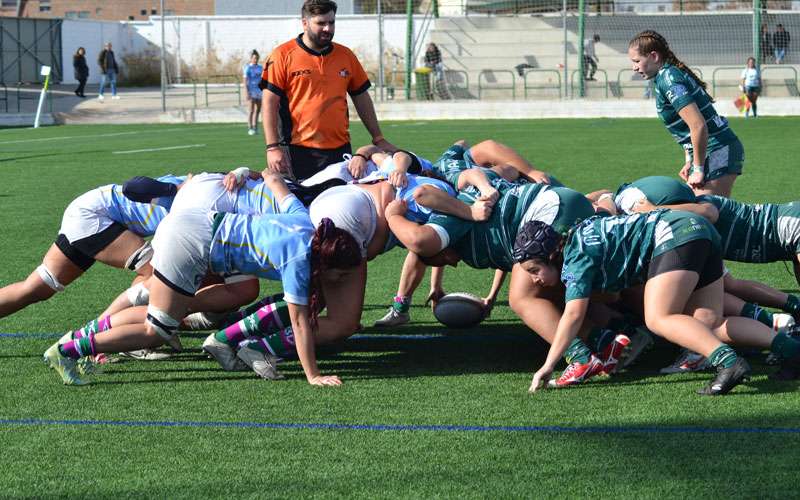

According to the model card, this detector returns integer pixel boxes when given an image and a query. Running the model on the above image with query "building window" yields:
[64,10,77,18]
[128,15,135,20]
[78,10,89,18]
[140,9,146,15]
[165,9,175,15]
[151,8,157,14]
[1,0,17,7]
[39,0,51,12]
[95,7,102,14]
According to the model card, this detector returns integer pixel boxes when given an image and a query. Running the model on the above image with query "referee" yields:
[261,0,396,180]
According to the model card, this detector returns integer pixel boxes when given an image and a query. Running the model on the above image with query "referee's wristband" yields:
[265,142,283,151]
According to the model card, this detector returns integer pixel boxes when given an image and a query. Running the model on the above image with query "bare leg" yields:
[0,244,84,318]
[396,251,427,298]
[508,264,563,343]
[188,279,260,313]
[686,278,777,348]
[643,271,724,357]
[724,273,788,309]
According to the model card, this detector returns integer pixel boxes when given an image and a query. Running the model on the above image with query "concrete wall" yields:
[61,15,426,84]
[215,0,356,15]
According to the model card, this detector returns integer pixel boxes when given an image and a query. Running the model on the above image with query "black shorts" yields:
[289,143,352,181]
[55,222,127,271]
[647,239,723,290]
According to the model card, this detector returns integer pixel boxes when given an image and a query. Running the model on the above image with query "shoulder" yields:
[269,40,298,60]
[333,43,361,62]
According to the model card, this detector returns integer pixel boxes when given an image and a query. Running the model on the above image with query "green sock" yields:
[740,302,774,328]
[708,345,738,369]
[392,295,411,314]
[783,295,800,316]
[564,338,592,365]
[770,332,800,361]
[587,328,615,353]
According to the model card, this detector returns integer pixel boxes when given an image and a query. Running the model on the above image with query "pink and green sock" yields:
[391,295,411,314]
[73,315,113,339]
[247,327,296,358]
[221,293,285,327]
[58,333,96,360]
[214,299,290,347]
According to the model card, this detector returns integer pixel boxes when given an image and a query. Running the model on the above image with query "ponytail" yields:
[308,218,362,328]
[629,30,712,101]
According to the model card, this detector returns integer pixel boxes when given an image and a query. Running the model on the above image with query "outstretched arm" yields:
[288,302,342,386]
[413,185,491,222]
[529,298,589,392]
[469,139,550,184]
[632,199,718,223]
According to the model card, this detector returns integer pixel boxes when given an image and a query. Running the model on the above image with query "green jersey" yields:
[430,143,477,187]
[426,177,593,271]
[698,195,800,262]
[614,176,696,214]
[654,63,739,154]
[562,210,719,302]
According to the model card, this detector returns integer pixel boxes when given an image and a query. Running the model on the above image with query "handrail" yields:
[0,82,7,112]
[204,74,241,107]
[523,69,561,99]
[478,69,515,100]
[444,68,469,95]
[167,79,198,108]
[762,65,798,89]
[616,68,653,99]
[711,65,746,96]
[570,69,608,98]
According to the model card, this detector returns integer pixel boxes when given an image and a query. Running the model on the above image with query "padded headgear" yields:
[512,220,561,264]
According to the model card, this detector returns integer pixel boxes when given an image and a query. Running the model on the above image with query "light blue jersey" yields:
[236,178,280,215]
[104,174,186,236]
[209,195,313,305]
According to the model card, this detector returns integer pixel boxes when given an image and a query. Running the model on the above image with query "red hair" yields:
[308,218,362,327]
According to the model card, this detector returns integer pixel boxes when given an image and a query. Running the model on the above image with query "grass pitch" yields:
[1,118,799,498]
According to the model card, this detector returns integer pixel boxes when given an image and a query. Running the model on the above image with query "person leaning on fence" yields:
[243,50,263,136]
[774,24,791,64]
[73,47,88,98]
[740,57,761,119]
[583,34,600,81]
[260,0,396,181]
[97,42,119,101]
[424,42,449,100]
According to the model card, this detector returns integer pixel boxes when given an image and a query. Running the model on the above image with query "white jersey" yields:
[741,67,761,88]
[171,172,278,215]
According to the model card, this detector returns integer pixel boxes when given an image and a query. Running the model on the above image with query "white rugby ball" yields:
[433,292,486,329]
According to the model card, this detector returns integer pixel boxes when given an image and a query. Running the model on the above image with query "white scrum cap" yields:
[309,185,376,258]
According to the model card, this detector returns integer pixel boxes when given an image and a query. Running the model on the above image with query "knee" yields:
[694,308,723,329]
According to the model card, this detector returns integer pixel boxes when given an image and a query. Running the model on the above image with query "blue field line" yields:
[1,417,800,435]
[1,332,453,341]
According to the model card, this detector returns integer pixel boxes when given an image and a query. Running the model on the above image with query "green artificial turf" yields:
[1,118,799,498]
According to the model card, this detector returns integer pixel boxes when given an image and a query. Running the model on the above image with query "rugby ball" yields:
[433,292,487,329]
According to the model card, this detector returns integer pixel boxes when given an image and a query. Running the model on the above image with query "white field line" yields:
[113,144,206,155]
[0,124,236,145]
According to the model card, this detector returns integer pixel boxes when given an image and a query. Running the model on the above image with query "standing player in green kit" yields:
[628,30,744,198]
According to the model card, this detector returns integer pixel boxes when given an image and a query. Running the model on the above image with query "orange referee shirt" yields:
[261,35,371,150]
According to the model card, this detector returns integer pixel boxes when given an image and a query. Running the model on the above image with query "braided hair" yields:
[308,217,362,328]
[629,30,712,101]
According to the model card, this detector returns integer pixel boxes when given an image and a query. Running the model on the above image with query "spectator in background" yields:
[740,56,761,118]
[243,50,263,136]
[97,42,119,101]
[760,22,773,63]
[73,47,88,98]
[583,34,600,81]
[774,24,791,64]
[424,42,450,100]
